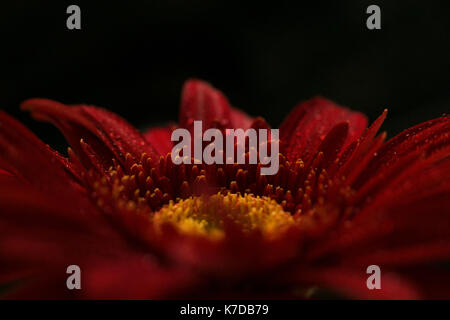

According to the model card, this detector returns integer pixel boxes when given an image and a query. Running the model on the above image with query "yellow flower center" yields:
[152,193,297,240]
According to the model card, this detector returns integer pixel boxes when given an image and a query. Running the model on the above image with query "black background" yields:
[1,1,450,151]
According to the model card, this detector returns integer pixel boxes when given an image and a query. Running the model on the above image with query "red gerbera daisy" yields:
[0,79,449,299]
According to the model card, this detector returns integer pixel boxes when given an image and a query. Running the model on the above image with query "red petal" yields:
[309,147,450,264]
[280,97,368,163]
[179,79,253,131]
[399,266,450,299]
[337,109,388,180]
[284,267,420,299]
[82,255,197,299]
[314,121,349,168]
[0,184,131,290]
[0,168,14,177]
[350,241,450,267]
[143,125,174,156]
[230,107,254,129]
[0,112,91,203]
[356,114,450,186]
[0,175,141,298]
[21,99,159,171]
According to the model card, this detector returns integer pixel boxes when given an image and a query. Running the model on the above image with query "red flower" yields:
[0,79,449,299]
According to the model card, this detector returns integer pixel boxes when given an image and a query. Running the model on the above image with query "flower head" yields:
[1,79,449,299]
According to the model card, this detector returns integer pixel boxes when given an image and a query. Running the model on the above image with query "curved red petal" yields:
[179,79,253,131]
[356,114,450,186]
[280,97,368,163]
[0,112,90,202]
[230,107,253,129]
[315,121,349,168]
[21,98,159,171]
[337,109,388,180]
